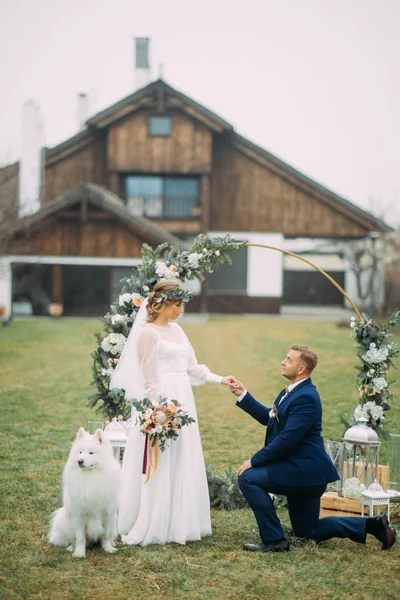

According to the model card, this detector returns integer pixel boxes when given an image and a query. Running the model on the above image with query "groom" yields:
[230,344,396,552]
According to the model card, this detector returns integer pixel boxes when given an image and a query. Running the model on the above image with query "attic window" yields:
[148,116,172,137]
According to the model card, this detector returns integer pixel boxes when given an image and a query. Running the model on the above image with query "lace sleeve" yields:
[175,324,222,386]
[137,326,160,403]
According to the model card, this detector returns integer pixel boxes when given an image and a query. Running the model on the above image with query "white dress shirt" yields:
[237,377,309,404]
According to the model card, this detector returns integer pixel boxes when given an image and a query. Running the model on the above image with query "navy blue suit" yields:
[237,378,367,545]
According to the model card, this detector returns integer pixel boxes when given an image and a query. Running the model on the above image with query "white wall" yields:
[208,232,284,297]
[0,259,12,318]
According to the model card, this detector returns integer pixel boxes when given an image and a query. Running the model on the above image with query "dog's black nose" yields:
[78,459,84,466]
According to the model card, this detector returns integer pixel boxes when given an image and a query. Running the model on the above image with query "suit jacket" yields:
[237,378,340,487]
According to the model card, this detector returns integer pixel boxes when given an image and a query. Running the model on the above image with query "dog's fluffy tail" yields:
[48,508,71,547]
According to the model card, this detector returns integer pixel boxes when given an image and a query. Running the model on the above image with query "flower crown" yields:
[154,288,193,304]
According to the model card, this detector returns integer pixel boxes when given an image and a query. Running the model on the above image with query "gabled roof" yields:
[232,133,392,233]
[8,183,188,249]
[86,79,234,132]
[42,78,391,233]
[45,79,233,160]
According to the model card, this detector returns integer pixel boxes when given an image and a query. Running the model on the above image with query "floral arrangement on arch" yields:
[89,234,245,420]
[349,311,400,430]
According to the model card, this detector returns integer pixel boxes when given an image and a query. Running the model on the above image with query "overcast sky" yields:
[1,0,399,221]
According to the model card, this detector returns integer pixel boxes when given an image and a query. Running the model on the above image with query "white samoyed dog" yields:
[48,427,121,558]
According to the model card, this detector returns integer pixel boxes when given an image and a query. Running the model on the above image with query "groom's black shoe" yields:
[243,539,290,553]
[366,514,396,550]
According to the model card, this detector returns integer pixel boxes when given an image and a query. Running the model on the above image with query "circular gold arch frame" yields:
[245,243,364,323]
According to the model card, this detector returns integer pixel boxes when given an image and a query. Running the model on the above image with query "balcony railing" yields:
[127,195,200,219]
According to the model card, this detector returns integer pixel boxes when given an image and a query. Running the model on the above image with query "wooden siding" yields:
[107,109,212,174]
[0,162,19,222]
[210,136,370,237]
[8,215,145,258]
[151,219,202,235]
[44,137,107,203]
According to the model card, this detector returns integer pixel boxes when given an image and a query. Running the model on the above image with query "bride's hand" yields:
[221,375,238,386]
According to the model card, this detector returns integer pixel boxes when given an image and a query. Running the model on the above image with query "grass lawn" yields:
[1,317,399,600]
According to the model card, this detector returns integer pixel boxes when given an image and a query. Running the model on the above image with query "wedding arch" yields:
[89,234,399,431]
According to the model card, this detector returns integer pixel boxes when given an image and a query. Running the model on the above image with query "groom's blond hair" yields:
[290,345,318,373]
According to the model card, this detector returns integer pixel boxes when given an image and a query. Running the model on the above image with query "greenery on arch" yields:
[89,234,245,420]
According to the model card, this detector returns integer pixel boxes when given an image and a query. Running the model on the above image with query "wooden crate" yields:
[320,464,390,518]
[320,492,362,518]
[352,463,390,490]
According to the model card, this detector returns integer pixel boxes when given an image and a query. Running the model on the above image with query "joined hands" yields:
[221,376,245,397]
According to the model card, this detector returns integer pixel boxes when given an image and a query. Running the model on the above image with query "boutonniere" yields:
[269,406,279,422]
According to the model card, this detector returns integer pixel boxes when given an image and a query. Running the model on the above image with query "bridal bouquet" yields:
[131,397,195,451]
[131,397,195,482]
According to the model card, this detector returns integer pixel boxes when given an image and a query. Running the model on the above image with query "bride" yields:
[110,279,235,546]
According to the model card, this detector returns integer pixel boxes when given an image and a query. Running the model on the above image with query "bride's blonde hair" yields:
[146,279,183,323]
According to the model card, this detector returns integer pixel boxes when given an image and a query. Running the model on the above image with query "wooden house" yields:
[0,79,391,317]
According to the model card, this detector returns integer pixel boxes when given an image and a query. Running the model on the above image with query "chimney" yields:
[134,37,151,89]
[19,100,44,218]
[77,93,89,131]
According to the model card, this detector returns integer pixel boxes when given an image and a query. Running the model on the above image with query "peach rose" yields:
[132,296,143,307]
[167,404,178,414]
[170,265,178,272]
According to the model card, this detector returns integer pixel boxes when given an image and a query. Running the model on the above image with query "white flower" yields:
[101,367,113,377]
[215,250,220,257]
[342,477,363,500]
[370,343,376,348]
[362,346,389,365]
[119,293,133,306]
[354,405,364,421]
[101,333,126,356]
[155,261,179,280]
[350,321,356,329]
[363,401,384,422]
[368,369,375,376]
[111,314,126,325]
[371,407,384,421]
[187,253,200,269]
[372,377,388,393]
[143,286,149,293]
[155,425,163,434]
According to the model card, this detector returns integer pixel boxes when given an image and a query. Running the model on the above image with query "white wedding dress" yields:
[118,321,222,546]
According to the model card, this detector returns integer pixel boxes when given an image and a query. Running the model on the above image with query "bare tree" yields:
[383,228,400,314]
[336,195,397,317]
[338,233,385,316]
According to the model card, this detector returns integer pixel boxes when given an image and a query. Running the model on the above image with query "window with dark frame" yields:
[148,116,172,137]
[125,176,200,219]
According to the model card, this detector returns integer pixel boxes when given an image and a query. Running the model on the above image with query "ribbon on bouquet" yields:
[142,433,159,483]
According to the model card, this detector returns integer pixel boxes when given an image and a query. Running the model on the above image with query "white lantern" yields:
[339,418,381,495]
[361,480,391,521]
[104,417,129,462]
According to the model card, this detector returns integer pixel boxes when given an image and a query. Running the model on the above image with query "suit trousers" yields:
[238,466,367,545]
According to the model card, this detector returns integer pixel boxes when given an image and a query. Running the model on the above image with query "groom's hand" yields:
[229,379,245,397]
[237,459,252,476]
